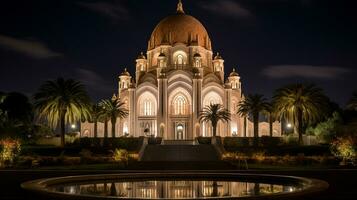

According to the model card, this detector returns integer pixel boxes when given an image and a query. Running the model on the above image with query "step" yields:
[162,140,196,145]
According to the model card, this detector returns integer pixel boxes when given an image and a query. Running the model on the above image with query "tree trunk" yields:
[269,114,273,137]
[104,119,108,138]
[243,116,247,137]
[297,109,303,145]
[281,117,285,136]
[253,114,259,146]
[212,122,217,137]
[60,111,66,148]
[94,119,98,138]
[111,117,116,138]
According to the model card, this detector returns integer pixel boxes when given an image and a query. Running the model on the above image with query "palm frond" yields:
[34,78,91,128]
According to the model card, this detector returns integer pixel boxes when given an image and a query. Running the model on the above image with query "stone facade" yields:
[81,1,281,139]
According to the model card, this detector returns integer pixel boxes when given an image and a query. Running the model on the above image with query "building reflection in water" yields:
[54,180,301,199]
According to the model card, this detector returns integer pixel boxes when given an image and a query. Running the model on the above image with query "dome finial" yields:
[177,0,185,14]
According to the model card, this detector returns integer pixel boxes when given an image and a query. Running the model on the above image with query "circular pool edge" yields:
[21,172,329,200]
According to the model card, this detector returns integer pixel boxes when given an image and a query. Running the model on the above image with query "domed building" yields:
[81,1,282,139]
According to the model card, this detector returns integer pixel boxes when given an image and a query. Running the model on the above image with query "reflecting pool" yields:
[21,173,328,199]
[48,179,304,199]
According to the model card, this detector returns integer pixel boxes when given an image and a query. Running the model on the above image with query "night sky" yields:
[0,0,356,106]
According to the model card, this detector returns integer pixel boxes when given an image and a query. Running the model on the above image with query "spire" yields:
[177,0,185,14]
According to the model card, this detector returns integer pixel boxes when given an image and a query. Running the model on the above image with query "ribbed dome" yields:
[147,2,212,51]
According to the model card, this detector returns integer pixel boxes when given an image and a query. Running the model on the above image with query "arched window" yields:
[144,100,153,116]
[203,91,223,106]
[195,59,201,68]
[177,54,184,65]
[173,94,187,115]
[138,92,156,116]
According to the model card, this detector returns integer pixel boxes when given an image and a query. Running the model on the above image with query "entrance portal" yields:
[175,123,186,140]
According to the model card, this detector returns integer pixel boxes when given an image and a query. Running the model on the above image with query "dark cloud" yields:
[262,65,350,79]
[0,35,62,59]
[77,1,129,20]
[199,0,253,19]
[75,68,114,94]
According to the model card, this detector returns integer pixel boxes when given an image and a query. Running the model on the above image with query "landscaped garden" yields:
[0,79,357,199]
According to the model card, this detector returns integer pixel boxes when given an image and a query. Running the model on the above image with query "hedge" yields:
[76,137,144,152]
[196,137,211,144]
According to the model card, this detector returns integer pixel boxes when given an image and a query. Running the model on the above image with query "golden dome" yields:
[147,1,212,51]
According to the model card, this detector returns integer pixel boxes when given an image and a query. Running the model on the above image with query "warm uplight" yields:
[232,127,238,136]
[123,125,129,134]
[71,124,76,129]
[286,123,292,129]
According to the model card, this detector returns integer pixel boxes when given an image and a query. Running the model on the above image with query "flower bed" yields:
[0,138,21,168]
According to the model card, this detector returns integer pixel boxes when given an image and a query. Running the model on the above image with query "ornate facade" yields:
[81,1,281,139]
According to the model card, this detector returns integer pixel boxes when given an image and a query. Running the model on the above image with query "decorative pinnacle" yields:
[177,0,185,14]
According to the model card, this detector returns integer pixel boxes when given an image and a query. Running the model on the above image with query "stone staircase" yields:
[162,140,196,145]
[140,144,221,162]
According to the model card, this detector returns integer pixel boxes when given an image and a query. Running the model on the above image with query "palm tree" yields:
[263,103,277,137]
[237,94,270,145]
[99,98,128,138]
[90,104,104,138]
[347,92,357,111]
[273,83,328,145]
[34,78,91,147]
[199,104,231,137]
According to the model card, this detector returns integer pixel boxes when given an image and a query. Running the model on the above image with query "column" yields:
[128,88,136,137]
[157,75,168,139]
[224,88,232,137]
[192,75,202,138]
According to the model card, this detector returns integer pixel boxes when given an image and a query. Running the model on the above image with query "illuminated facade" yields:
[81,1,281,139]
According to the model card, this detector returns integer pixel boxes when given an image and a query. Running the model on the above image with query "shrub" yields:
[77,138,101,148]
[147,137,162,145]
[259,136,281,147]
[196,137,211,144]
[223,137,251,152]
[112,138,142,150]
[0,138,21,168]
[65,133,78,144]
[75,138,142,152]
[284,135,299,145]
[79,149,92,164]
[330,136,356,165]
[308,112,342,144]
[112,149,129,165]
[252,151,266,162]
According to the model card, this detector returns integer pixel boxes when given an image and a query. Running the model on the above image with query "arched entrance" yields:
[169,87,192,140]
[175,123,185,140]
